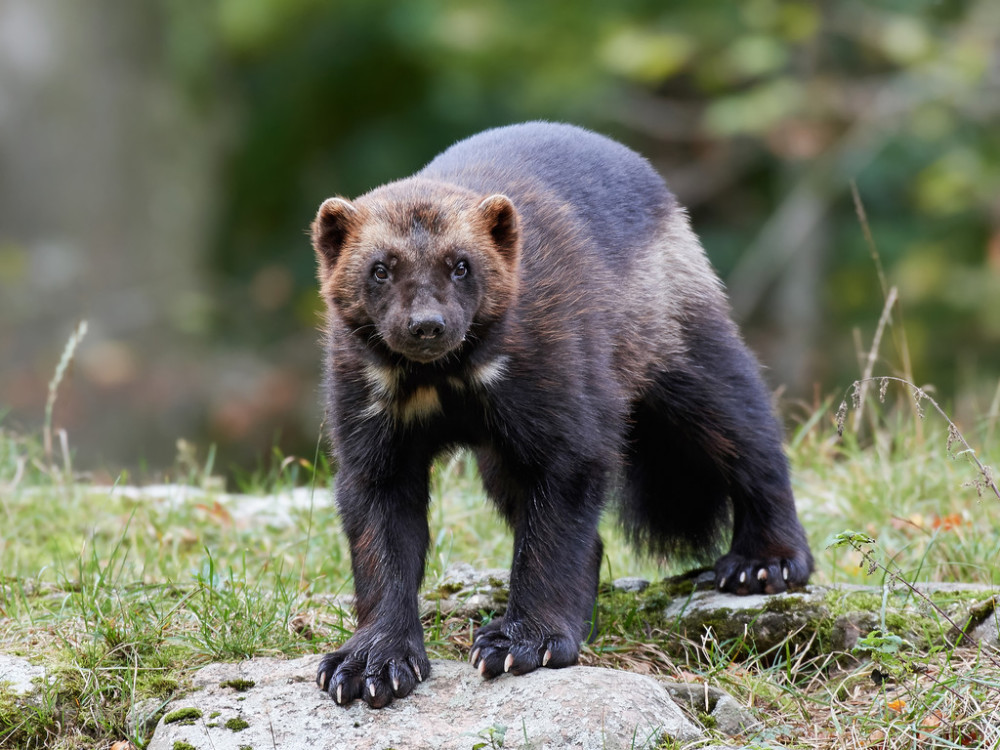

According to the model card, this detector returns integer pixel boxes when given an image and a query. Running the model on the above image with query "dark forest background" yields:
[1,0,998,477]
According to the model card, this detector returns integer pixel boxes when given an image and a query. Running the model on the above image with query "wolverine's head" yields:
[312,179,520,364]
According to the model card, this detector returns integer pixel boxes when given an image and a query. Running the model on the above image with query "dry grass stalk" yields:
[850,183,918,433]
[838,376,999,504]
[43,319,88,477]
[852,286,899,434]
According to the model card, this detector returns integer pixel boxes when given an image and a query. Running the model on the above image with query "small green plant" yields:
[0,686,60,749]
[472,722,507,750]
[0,424,51,491]
[852,629,912,677]
[174,438,222,490]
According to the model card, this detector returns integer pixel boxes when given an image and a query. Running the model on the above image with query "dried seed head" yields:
[947,424,961,456]
[836,399,848,437]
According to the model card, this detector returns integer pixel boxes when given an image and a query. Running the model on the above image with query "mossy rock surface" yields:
[653,573,998,659]
[163,707,203,726]
[220,679,255,692]
[225,717,249,731]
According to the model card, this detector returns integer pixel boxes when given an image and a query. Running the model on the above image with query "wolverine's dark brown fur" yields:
[311,122,813,708]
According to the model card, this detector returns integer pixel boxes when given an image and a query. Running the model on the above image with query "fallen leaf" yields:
[931,513,965,531]
[919,710,944,729]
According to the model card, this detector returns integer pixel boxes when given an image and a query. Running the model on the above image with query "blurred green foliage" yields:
[161,0,999,405]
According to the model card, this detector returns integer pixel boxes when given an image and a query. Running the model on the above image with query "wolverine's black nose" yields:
[408,313,446,339]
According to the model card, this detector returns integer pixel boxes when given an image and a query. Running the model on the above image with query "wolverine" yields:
[311,121,813,708]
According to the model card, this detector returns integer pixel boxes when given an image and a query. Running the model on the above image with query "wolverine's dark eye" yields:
[372,263,390,283]
[452,260,469,280]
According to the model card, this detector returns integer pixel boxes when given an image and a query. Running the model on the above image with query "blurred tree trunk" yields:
[729,183,829,396]
[0,0,223,469]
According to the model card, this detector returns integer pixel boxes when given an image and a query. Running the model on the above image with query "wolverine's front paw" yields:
[316,629,430,708]
[714,549,812,595]
[470,617,580,678]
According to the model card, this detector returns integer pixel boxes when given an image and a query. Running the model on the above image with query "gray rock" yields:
[612,577,651,593]
[420,563,511,619]
[710,695,756,737]
[108,484,334,528]
[830,611,880,652]
[127,696,173,737]
[659,581,1000,659]
[309,564,513,630]
[661,682,758,736]
[966,595,999,650]
[662,586,828,653]
[148,657,702,750]
[972,620,999,649]
[0,654,45,696]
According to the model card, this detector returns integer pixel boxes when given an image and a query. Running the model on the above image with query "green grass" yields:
[791,388,1000,590]
[1,388,999,748]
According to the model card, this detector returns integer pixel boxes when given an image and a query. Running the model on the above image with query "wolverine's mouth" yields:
[383,334,463,364]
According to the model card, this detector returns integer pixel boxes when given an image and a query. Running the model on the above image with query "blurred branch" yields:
[727,55,1000,319]
[610,90,703,141]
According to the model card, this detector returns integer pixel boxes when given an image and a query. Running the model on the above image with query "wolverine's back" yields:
[419,121,677,269]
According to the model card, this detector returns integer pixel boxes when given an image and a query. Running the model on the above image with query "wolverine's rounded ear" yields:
[312,197,359,271]
[478,194,520,262]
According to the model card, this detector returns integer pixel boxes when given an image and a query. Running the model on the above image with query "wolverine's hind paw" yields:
[470,617,579,678]
[714,550,811,595]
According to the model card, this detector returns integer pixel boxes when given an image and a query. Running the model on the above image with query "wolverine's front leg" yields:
[316,464,432,708]
[472,463,606,678]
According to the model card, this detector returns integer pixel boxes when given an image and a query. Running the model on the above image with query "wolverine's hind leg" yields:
[624,313,813,594]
